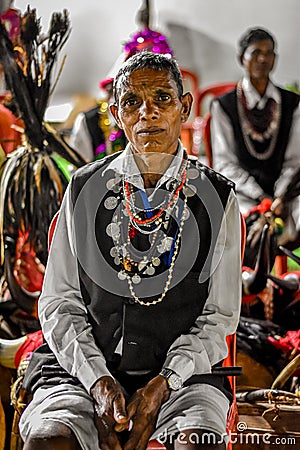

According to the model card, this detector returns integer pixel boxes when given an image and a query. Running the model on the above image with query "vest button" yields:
[128,298,135,305]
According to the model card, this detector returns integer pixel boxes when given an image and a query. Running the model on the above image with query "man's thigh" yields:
[19,383,100,450]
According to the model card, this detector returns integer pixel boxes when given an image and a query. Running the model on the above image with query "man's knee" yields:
[23,422,81,450]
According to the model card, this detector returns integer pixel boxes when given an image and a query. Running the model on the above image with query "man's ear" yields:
[180,92,193,123]
[110,104,123,129]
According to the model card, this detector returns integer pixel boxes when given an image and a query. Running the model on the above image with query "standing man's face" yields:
[111,68,192,156]
[241,39,275,82]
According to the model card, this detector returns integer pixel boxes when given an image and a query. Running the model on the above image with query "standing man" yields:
[20,52,241,450]
[211,28,299,248]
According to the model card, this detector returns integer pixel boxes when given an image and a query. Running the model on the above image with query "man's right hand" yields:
[91,375,129,450]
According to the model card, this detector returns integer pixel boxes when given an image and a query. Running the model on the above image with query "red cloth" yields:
[14,329,43,368]
[14,230,45,293]
[0,104,23,154]
[243,197,272,219]
[268,330,300,354]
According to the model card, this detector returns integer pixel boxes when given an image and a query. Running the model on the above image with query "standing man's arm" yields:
[274,104,300,198]
[211,101,265,202]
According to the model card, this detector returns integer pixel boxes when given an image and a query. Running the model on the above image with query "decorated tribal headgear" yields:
[99,0,174,90]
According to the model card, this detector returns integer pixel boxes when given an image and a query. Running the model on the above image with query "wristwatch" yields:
[159,368,183,390]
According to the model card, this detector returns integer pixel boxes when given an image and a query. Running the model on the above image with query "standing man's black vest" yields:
[217,87,299,196]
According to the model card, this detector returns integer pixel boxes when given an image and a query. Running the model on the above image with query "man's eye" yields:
[124,98,138,107]
[158,94,171,101]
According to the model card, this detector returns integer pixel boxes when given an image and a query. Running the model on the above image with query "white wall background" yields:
[14,0,300,107]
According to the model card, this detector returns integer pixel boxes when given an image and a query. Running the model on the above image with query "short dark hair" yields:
[238,27,276,60]
[113,51,183,103]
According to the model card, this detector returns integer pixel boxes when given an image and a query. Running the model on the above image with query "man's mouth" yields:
[137,128,164,136]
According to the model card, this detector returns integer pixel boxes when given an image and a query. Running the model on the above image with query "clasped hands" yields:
[91,375,170,450]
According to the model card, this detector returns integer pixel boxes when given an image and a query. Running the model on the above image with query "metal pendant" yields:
[152,257,161,267]
[118,270,127,280]
[182,207,190,221]
[110,246,119,257]
[104,196,118,210]
[187,167,199,179]
[183,183,197,197]
[145,266,155,276]
[132,274,141,284]
[106,222,120,238]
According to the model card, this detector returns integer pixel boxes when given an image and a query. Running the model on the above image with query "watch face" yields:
[168,373,183,390]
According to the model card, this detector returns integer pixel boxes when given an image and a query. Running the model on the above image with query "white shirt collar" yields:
[103,141,185,195]
[242,76,281,110]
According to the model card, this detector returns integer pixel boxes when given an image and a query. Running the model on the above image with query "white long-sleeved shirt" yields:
[211,77,300,205]
[38,143,242,393]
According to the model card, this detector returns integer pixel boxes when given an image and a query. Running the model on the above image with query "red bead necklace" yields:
[124,170,187,225]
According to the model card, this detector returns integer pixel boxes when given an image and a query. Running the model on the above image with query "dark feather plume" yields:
[0,8,85,314]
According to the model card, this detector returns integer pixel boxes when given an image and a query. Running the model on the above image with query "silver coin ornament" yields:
[106,222,120,238]
[106,178,117,190]
[146,266,155,276]
[187,167,199,179]
[118,271,127,280]
[104,196,118,210]
[183,183,197,197]
[132,274,141,284]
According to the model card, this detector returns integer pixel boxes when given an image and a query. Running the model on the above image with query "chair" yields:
[195,83,237,167]
[179,68,201,156]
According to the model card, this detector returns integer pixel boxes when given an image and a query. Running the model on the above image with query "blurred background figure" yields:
[210,28,300,253]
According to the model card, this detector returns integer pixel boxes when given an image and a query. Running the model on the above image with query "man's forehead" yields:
[246,39,274,50]
[117,69,176,92]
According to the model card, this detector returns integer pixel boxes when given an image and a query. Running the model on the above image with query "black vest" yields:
[23,154,235,400]
[217,87,299,196]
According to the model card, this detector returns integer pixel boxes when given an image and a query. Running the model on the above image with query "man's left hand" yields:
[121,375,170,450]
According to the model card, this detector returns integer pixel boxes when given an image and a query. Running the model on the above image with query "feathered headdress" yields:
[0,7,85,316]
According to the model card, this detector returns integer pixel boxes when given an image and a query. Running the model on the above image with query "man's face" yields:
[242,39,275,81]
[110,68,192,156]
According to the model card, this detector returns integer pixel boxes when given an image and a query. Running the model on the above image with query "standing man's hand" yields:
[91,376,129,450]
[123,375,170,450]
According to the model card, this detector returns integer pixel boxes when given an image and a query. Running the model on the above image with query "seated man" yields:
[20,52,242,450]
[210,28,300,248]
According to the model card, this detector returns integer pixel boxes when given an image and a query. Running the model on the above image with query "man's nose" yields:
[257,52,268,63]
[139,99,159,119]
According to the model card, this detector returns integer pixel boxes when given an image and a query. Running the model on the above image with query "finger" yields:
[124,421,155,450]
[113,390,128,424]
[94,413,123,450]
[126,396,138,419]
[114,418,132,433]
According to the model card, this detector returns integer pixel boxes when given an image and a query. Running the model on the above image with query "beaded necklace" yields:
[124,196,188,306]
[124,170,186,228]
[106,158,193,306]
[236,81,281,160]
